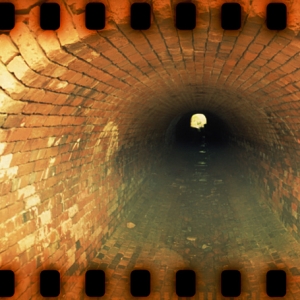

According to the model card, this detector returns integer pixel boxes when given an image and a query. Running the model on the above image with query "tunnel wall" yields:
[1,0,300,298]
[231,135,300,241]
[0,1,170,297]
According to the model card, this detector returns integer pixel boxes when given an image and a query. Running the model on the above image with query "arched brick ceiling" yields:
[1,0,300,155]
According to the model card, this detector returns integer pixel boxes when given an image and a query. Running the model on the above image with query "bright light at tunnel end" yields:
[190,113,207,130]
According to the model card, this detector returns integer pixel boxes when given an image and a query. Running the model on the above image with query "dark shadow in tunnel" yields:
[173,111,232,152]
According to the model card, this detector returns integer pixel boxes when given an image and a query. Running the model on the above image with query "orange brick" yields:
[23,115,46,127]
[7,128,32,142]
[21,88,46,103]
[6,201,23,219]
[57,106,77,115]
[0,181,12,197]
[2,115,26,128]
[11,152,31,166]
[22,103,55,115]
[34,158,50,172]
[29,127,60,139]
[18,174,32,188]
[44,147,59,158]
[17,162,35,177]
[1,244,19,266]
[43,116,63,126]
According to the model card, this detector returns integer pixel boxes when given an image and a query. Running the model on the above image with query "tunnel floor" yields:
[69,141,300,300]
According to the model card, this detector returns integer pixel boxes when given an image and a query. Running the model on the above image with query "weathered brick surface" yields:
[0,0,300,298]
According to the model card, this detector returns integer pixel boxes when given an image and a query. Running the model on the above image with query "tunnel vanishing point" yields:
[1,0,300,298]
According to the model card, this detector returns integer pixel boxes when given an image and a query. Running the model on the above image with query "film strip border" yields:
[0,1,295,299]
[0,269,287,297]
[0,2,287,31]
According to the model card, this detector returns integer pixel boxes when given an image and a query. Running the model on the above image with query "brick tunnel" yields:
[1,0,300,299]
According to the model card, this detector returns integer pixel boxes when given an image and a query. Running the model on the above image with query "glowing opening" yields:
[190,114,207,130]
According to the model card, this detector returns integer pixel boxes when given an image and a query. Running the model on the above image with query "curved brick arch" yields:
[1,0,300,298]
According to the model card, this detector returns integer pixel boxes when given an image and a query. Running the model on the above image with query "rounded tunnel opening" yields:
[1,0,300,298]
[172,111,232,149]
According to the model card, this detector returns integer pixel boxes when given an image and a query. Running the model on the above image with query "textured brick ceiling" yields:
[1,0,300,150]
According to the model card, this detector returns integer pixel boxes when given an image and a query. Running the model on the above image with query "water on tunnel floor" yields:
[73,138,300,300]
